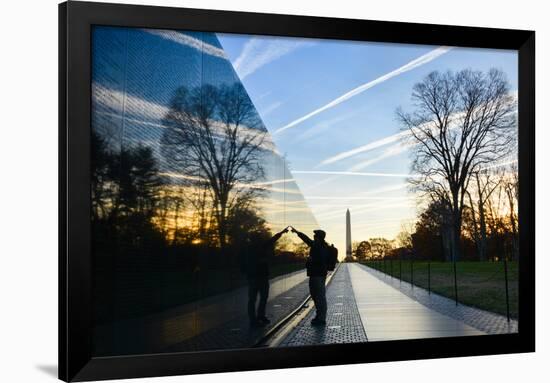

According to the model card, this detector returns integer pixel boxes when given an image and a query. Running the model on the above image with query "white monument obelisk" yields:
[346,209,352,260]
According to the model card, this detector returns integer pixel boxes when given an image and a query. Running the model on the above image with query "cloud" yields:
[297,158,413,191]
[293,112,357,143]
[320,130,409,166]
[347,141,412,171]
[142,29,226,59]
[233,37,313,80]
[292,170,420,178]
[312,200,416,221]
[274,46,453,135]
[260,101,283,118]
[92,82,279,154]
[249,178,296,187]
[255,90,273,101]
[305,195,414,201]
[296,136,413,192]
[360,182,408,196]
[321,91,517,168]
[160,172,303,195]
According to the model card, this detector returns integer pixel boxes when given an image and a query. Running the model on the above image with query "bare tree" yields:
[499,164,519,260]
[91,131,112,223]
[396,222,414,250]
[161,83,267,249]
[155,186,184,240]
[398,69,516,261]
[465,170,500,261]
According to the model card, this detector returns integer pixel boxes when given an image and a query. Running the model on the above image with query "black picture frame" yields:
[59,1,535,381]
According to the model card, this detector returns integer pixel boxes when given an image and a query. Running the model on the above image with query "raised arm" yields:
[291,227,313,247]
[266,227,288,247]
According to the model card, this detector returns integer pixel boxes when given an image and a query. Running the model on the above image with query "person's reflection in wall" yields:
[241,227,290,328]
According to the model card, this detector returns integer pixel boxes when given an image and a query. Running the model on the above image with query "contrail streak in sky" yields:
[274,46,453,135]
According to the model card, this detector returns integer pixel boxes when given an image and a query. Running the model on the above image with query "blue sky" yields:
[218,33,518,250]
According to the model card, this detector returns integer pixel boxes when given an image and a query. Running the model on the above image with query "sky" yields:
[217,33,518,252]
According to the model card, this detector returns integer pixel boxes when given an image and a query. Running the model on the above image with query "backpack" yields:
[326,244,338,271]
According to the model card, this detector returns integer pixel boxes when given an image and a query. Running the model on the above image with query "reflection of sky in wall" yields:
[218,34,518,252]
[91,27,319,246]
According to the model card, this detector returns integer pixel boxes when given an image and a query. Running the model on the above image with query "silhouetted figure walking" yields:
[242,227,289,327]
[291,227,331,326]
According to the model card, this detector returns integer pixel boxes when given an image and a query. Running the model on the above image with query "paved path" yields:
[356,263,518,335]
[280,263,512,346]
[281,264,368,347]
[349,263,485,341]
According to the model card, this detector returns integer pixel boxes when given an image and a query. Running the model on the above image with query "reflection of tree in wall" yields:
[91,131,164,250]
[226,205,270,250]
[161,83,268,249]
[91,132,112,225]
[92,83,274,252]
[398,69,516,261]
[90,83,304,324]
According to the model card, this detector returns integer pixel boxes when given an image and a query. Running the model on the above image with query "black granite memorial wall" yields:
[91,26,318,355]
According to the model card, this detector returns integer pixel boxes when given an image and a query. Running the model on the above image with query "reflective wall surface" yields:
[91,26,318,356]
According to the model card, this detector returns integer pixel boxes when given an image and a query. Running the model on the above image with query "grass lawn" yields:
[360,260,518,319]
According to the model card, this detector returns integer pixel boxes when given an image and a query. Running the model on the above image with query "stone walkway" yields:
[281,264,368,347]
[279,262,519,346]
[356,264,518,335]
[349,263,484,341]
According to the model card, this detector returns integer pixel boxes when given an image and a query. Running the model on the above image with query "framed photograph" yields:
[59,1,535,381]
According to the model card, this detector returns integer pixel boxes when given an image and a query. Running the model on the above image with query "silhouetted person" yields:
[242,227,289,327]
[291,227,330,326]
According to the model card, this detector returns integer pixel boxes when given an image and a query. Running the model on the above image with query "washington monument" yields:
[346,209,352,260]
